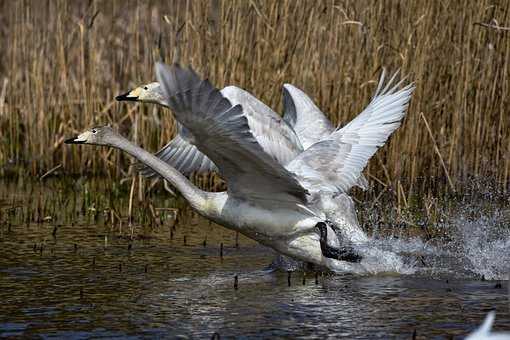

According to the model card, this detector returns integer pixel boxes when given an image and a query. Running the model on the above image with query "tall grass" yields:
[0,0,509,194]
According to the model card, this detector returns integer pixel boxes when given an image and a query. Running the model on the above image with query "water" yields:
[0,179,509,338]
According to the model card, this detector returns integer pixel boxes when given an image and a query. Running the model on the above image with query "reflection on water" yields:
[0,179,509,338]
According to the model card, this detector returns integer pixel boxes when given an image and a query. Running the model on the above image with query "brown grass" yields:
[0,0,509,194]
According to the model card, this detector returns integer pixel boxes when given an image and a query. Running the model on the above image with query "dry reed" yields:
[0,1,509,194]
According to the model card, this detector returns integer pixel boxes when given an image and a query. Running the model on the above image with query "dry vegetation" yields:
[0,0,509,195]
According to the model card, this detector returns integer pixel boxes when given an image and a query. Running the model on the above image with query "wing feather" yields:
[156,63,307,204]
[282,83,368,189]
[286,70,414,193]
[282,84,334,149]
[139,84,303,178]
[138,124,218,177]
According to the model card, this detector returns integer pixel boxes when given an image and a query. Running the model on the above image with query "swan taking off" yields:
[116,82,303,178]
[116,81,369,189]
[67,63,414,273]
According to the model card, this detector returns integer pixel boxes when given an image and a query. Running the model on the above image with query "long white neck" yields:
[107,134,209,212]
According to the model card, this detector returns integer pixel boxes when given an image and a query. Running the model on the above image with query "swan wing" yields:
[282,83,334,149]
[156,62,307,204]
[138,86,303,177]
[282,83,369,190]
[221,86,303,165]
[286,70,414,193]
[137,123,218,177]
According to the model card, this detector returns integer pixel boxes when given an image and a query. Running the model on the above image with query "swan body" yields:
[68,63,414,273]
[67,129,340,268]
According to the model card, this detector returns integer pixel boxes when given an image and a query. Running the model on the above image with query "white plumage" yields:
[72,63,415,274]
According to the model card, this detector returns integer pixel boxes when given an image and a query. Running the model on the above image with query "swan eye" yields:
[92,129,97,134]
[143,86,148,90]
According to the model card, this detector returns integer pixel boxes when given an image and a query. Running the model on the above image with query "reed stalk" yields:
[0,1,508,193]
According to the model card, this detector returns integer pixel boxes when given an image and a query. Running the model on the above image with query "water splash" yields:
[451,209,510,280]
[358,188,510,280]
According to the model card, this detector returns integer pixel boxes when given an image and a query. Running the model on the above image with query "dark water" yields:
[0,179,509,338]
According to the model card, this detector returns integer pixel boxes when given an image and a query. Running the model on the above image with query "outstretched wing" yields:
[222,86,303,165]
[139,85,303,178]
[282,83,334,149]
[138,123,218,177]
[156,63,307,204]
[286,70,414,193]
[282,83,368,190]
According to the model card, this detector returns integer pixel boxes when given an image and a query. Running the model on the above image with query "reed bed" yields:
[0,0,509,195]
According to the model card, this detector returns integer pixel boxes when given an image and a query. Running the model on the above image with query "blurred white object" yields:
[466,311,510,340]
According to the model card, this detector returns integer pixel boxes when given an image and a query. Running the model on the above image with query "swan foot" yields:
[321,245,362,262]
[316,222,362,263]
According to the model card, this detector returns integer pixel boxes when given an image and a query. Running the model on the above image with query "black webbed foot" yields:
[325,245,363,262]
[316,222,362,263]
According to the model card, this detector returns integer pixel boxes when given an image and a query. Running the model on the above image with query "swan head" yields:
[65,125,118,146]
[116,82,167,106]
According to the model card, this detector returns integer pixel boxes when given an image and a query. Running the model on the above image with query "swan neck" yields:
[108,134,208,211]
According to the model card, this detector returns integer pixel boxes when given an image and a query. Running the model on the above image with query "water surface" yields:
[0,179,509,338]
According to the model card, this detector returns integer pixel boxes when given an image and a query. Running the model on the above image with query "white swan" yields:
[67,63,413,273]
[116,81,369,189]
[466,311,510,340]
[116,83,303,178]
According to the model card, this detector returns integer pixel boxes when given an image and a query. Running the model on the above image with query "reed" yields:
[0,1,509,193]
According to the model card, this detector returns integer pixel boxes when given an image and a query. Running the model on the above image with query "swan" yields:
[466,311,510,340]
[116,81,368,189]
[65,125,363,270]
[116,83,303,178]
[66,63,413,273]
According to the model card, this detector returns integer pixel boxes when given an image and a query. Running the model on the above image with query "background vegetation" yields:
[0,0,509,197]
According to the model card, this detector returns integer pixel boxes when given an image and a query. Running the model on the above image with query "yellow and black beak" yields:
[115,91,138,102]
[64,136,85,144]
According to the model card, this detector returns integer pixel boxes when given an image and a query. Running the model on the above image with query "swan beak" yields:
[64,136,85,144]
[115,91,138,102]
